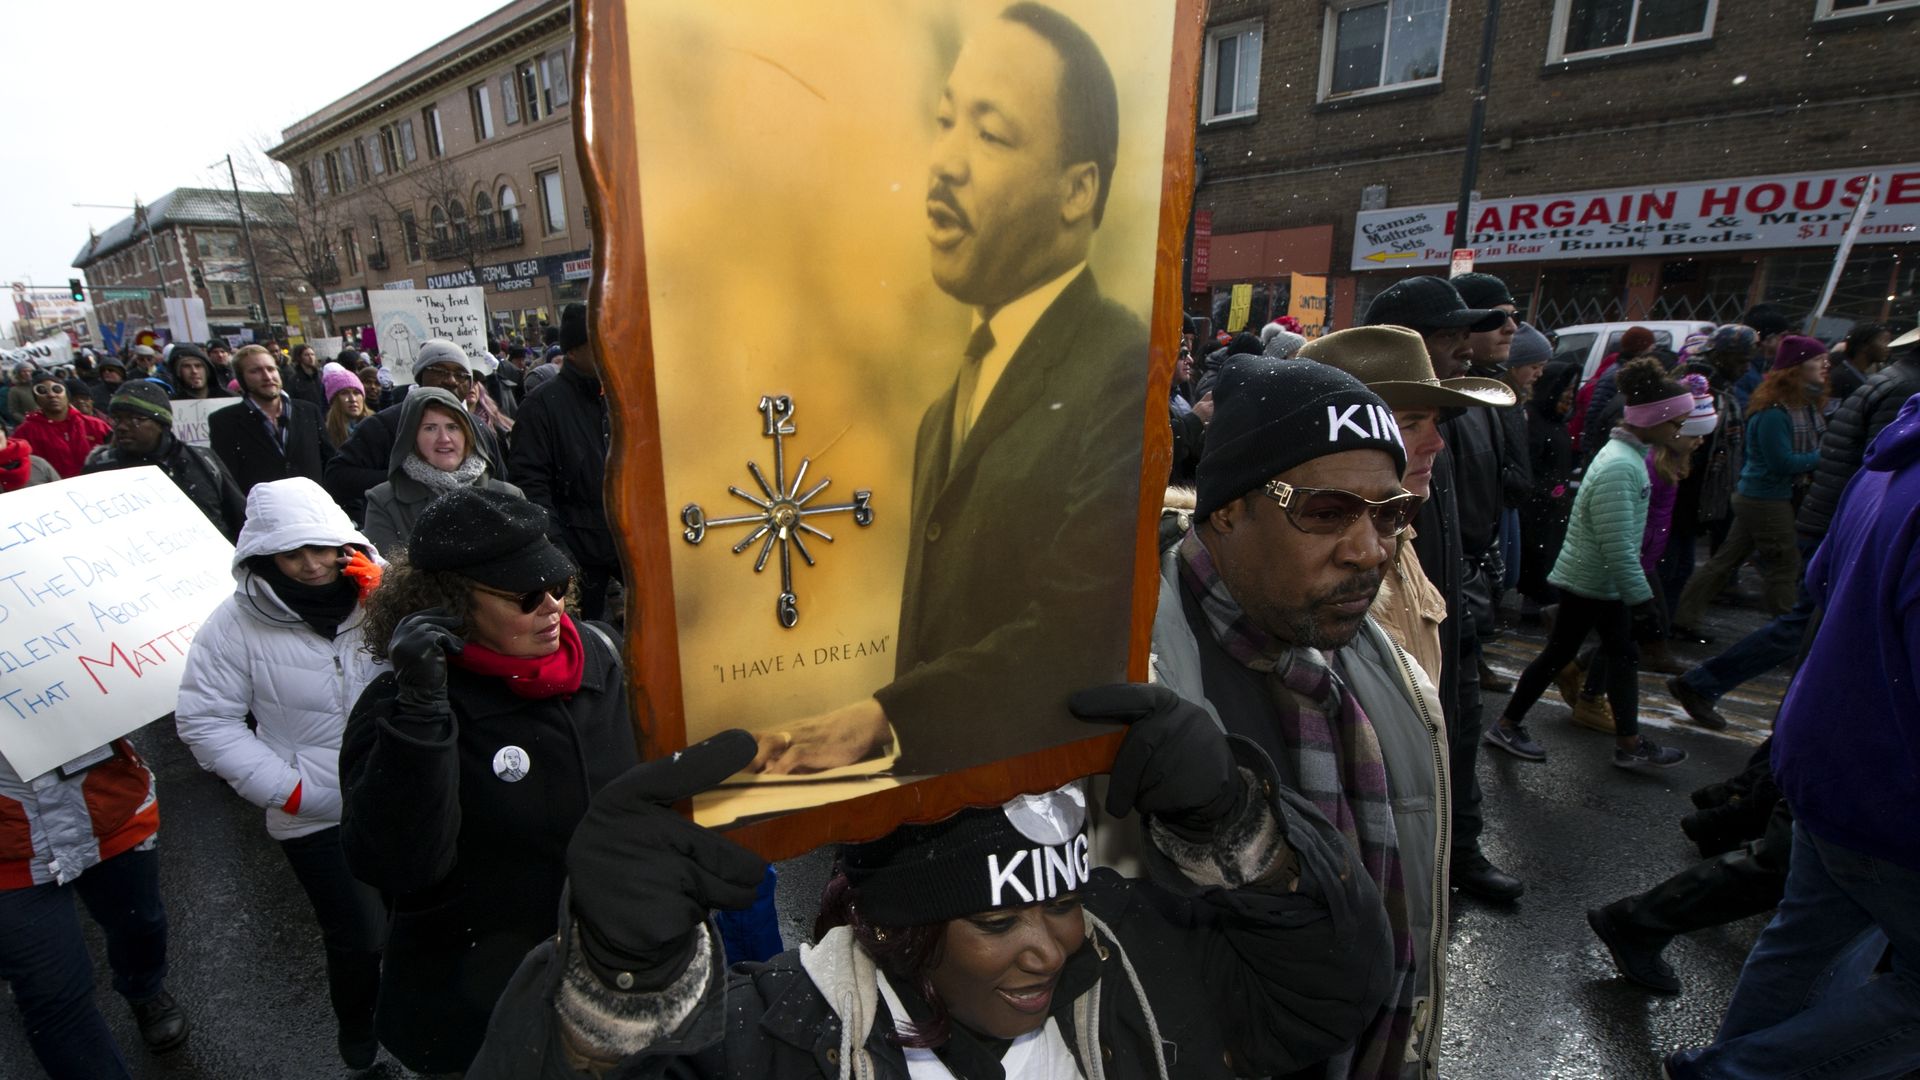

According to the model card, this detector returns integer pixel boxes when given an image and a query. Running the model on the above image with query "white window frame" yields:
[1201,19,1263,123]
[536,168,566,236]
[471,84,496,141]
[1318,0,1450,102]
[1815,0,1920,17]
[1547,0,1718,63]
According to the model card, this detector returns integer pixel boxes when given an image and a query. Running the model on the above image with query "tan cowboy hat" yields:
[1297,325,1515,409]
[1891,326,1920,350]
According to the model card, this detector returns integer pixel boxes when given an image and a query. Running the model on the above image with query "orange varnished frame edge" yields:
[577,0,1203,862]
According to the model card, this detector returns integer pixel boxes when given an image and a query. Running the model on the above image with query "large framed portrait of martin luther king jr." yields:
[577,0,1203,856]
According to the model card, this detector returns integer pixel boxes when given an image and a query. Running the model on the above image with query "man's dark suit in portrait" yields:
[755,3,1148,774]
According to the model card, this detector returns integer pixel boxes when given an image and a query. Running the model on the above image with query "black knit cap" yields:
[843,787,1091,925]
[1194,357,1408,520]
[1449,272,1515,309]
[170,343,209,364]
[29,368,61,386]
[108,381,174,427]
[407,487,578,591]
[560,303,589,351]
[1363,275,1507,333]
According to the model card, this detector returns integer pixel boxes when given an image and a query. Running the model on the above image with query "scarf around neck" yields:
[451,614,585,698]
[1176,529,1415,1080]
[248,556,361,639]
[402,451,488,492]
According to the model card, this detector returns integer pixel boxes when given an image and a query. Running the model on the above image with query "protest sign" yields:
[1,336,74,368]
[170,399,241,448]
[1227,283,1253,331]
[1288,273,1329,337]
[0,468,234,779]
[164,297,209,346]
[368,287,495,381]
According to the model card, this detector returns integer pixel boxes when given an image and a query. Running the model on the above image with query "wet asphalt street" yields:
[0,577,1799,1079]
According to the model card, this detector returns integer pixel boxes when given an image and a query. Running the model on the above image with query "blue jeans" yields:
[1668,823,1920,1078]
[0,846,168,1080]
[1680,537,1820,703]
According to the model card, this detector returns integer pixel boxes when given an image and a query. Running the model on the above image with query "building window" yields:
[1322,0,1448,100]
[342,229,361,275]
[498,185,520,229]
[470,84,495,141]
[423,106,444,157]
[299,162,316,203]
[1549,0,1716,62]
[544,48,570,110]
[1816,0,1920,15]
[196,233,240,259]
[323,153,341,193]
[431,205,449,244]
[399,119,418,163]
[1202,20,1263,122]
[475,191,495,237]
[379,126,401,173]
[449,199,469,240]
[537,169,566,236]
[517,60,545,123]
[338,146,358,189]
[401,211,422,262]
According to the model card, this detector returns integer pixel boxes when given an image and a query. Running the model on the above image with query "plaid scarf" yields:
[1179,529,1416,1080]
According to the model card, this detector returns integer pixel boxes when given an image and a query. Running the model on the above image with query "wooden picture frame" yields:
[576,0,1202,861]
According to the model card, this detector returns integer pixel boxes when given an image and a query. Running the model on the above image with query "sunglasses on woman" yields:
[475,579,572,613]
[1261,479,1423,537]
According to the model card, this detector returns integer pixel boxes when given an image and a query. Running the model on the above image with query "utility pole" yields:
[220,154,273,334]
[1451,0,1502,252]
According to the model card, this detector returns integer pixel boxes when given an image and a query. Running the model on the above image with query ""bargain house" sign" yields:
[1351,163,1920,271]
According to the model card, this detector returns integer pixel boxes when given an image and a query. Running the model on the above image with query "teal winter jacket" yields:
[1549,430,1653,604]
[1737,405,1820,501]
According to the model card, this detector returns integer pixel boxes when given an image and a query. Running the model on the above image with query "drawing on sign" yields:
[368,287,496,380]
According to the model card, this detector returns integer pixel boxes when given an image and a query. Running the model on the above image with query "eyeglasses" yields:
[421,365,473,387]
[1261,480,1423,537]
[32,384,65,396]
[474,579,571,613]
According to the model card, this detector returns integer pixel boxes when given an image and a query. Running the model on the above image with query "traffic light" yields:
[68,278,84,302]
[192,267,206,289]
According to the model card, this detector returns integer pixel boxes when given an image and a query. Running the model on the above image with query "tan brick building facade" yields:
[1192,0,1920,335]
[269,0,589,345]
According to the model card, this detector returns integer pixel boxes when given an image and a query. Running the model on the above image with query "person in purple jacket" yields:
[1666,390,1920,1079]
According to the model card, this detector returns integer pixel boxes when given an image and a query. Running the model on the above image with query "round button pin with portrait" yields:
[492,745,531,783]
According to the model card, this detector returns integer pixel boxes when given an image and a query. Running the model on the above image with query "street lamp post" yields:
[215,154,272,336]
[1451,0,1503,253]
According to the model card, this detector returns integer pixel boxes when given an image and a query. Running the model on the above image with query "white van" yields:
[1548,320,1715,388]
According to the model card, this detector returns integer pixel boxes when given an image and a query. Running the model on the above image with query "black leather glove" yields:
[388,609,464,719]
[567,730,768,991]
[1631,600,1666,642]
[1071,684,1243,842]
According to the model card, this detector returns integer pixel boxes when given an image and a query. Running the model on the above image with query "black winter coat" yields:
[83,434,247,540]
[469,784,1394,1080]
[339,621,638,1074]
[207,396,333,493]
[510,365,616,570]
[1795,355,1920,543]
[323,394,511,520]
[284,363,328,411]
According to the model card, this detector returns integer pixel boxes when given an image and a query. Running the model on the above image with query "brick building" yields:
[70,189,290,346]
[267,0,587,344]
[1192,0,1920,336]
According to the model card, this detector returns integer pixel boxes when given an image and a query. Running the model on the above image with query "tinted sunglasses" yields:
[475,579,571,613]
[1261,480,1423,537]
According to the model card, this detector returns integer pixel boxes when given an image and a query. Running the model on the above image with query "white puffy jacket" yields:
[176,478,389,840]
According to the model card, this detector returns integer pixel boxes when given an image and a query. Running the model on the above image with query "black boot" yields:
[1451,848,1524,902]
[1588,902,1681,994]
[129,990,190,1052]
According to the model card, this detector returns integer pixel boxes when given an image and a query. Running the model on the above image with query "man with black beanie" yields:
[84,382,246,540]
[512,302,621,620]
[1148,354,1458,1077]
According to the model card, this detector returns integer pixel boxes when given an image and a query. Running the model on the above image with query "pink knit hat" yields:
[322,362,362,403]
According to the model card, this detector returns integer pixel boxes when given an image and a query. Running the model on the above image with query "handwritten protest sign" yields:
[0,468,234,779]
[170,399,241,449]
[368,287,496,382]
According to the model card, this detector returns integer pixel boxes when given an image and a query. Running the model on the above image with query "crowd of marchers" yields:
[3,279,1918,1078]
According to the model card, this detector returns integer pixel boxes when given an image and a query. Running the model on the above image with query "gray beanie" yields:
[1262,330,1308,360]
[412,338,471,379]
[1508,323,1552,368]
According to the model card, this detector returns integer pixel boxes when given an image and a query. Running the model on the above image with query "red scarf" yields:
[451,614,586,698]
[0,437,32,492]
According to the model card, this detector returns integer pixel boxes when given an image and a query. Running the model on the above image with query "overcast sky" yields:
[1,0,507,295]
